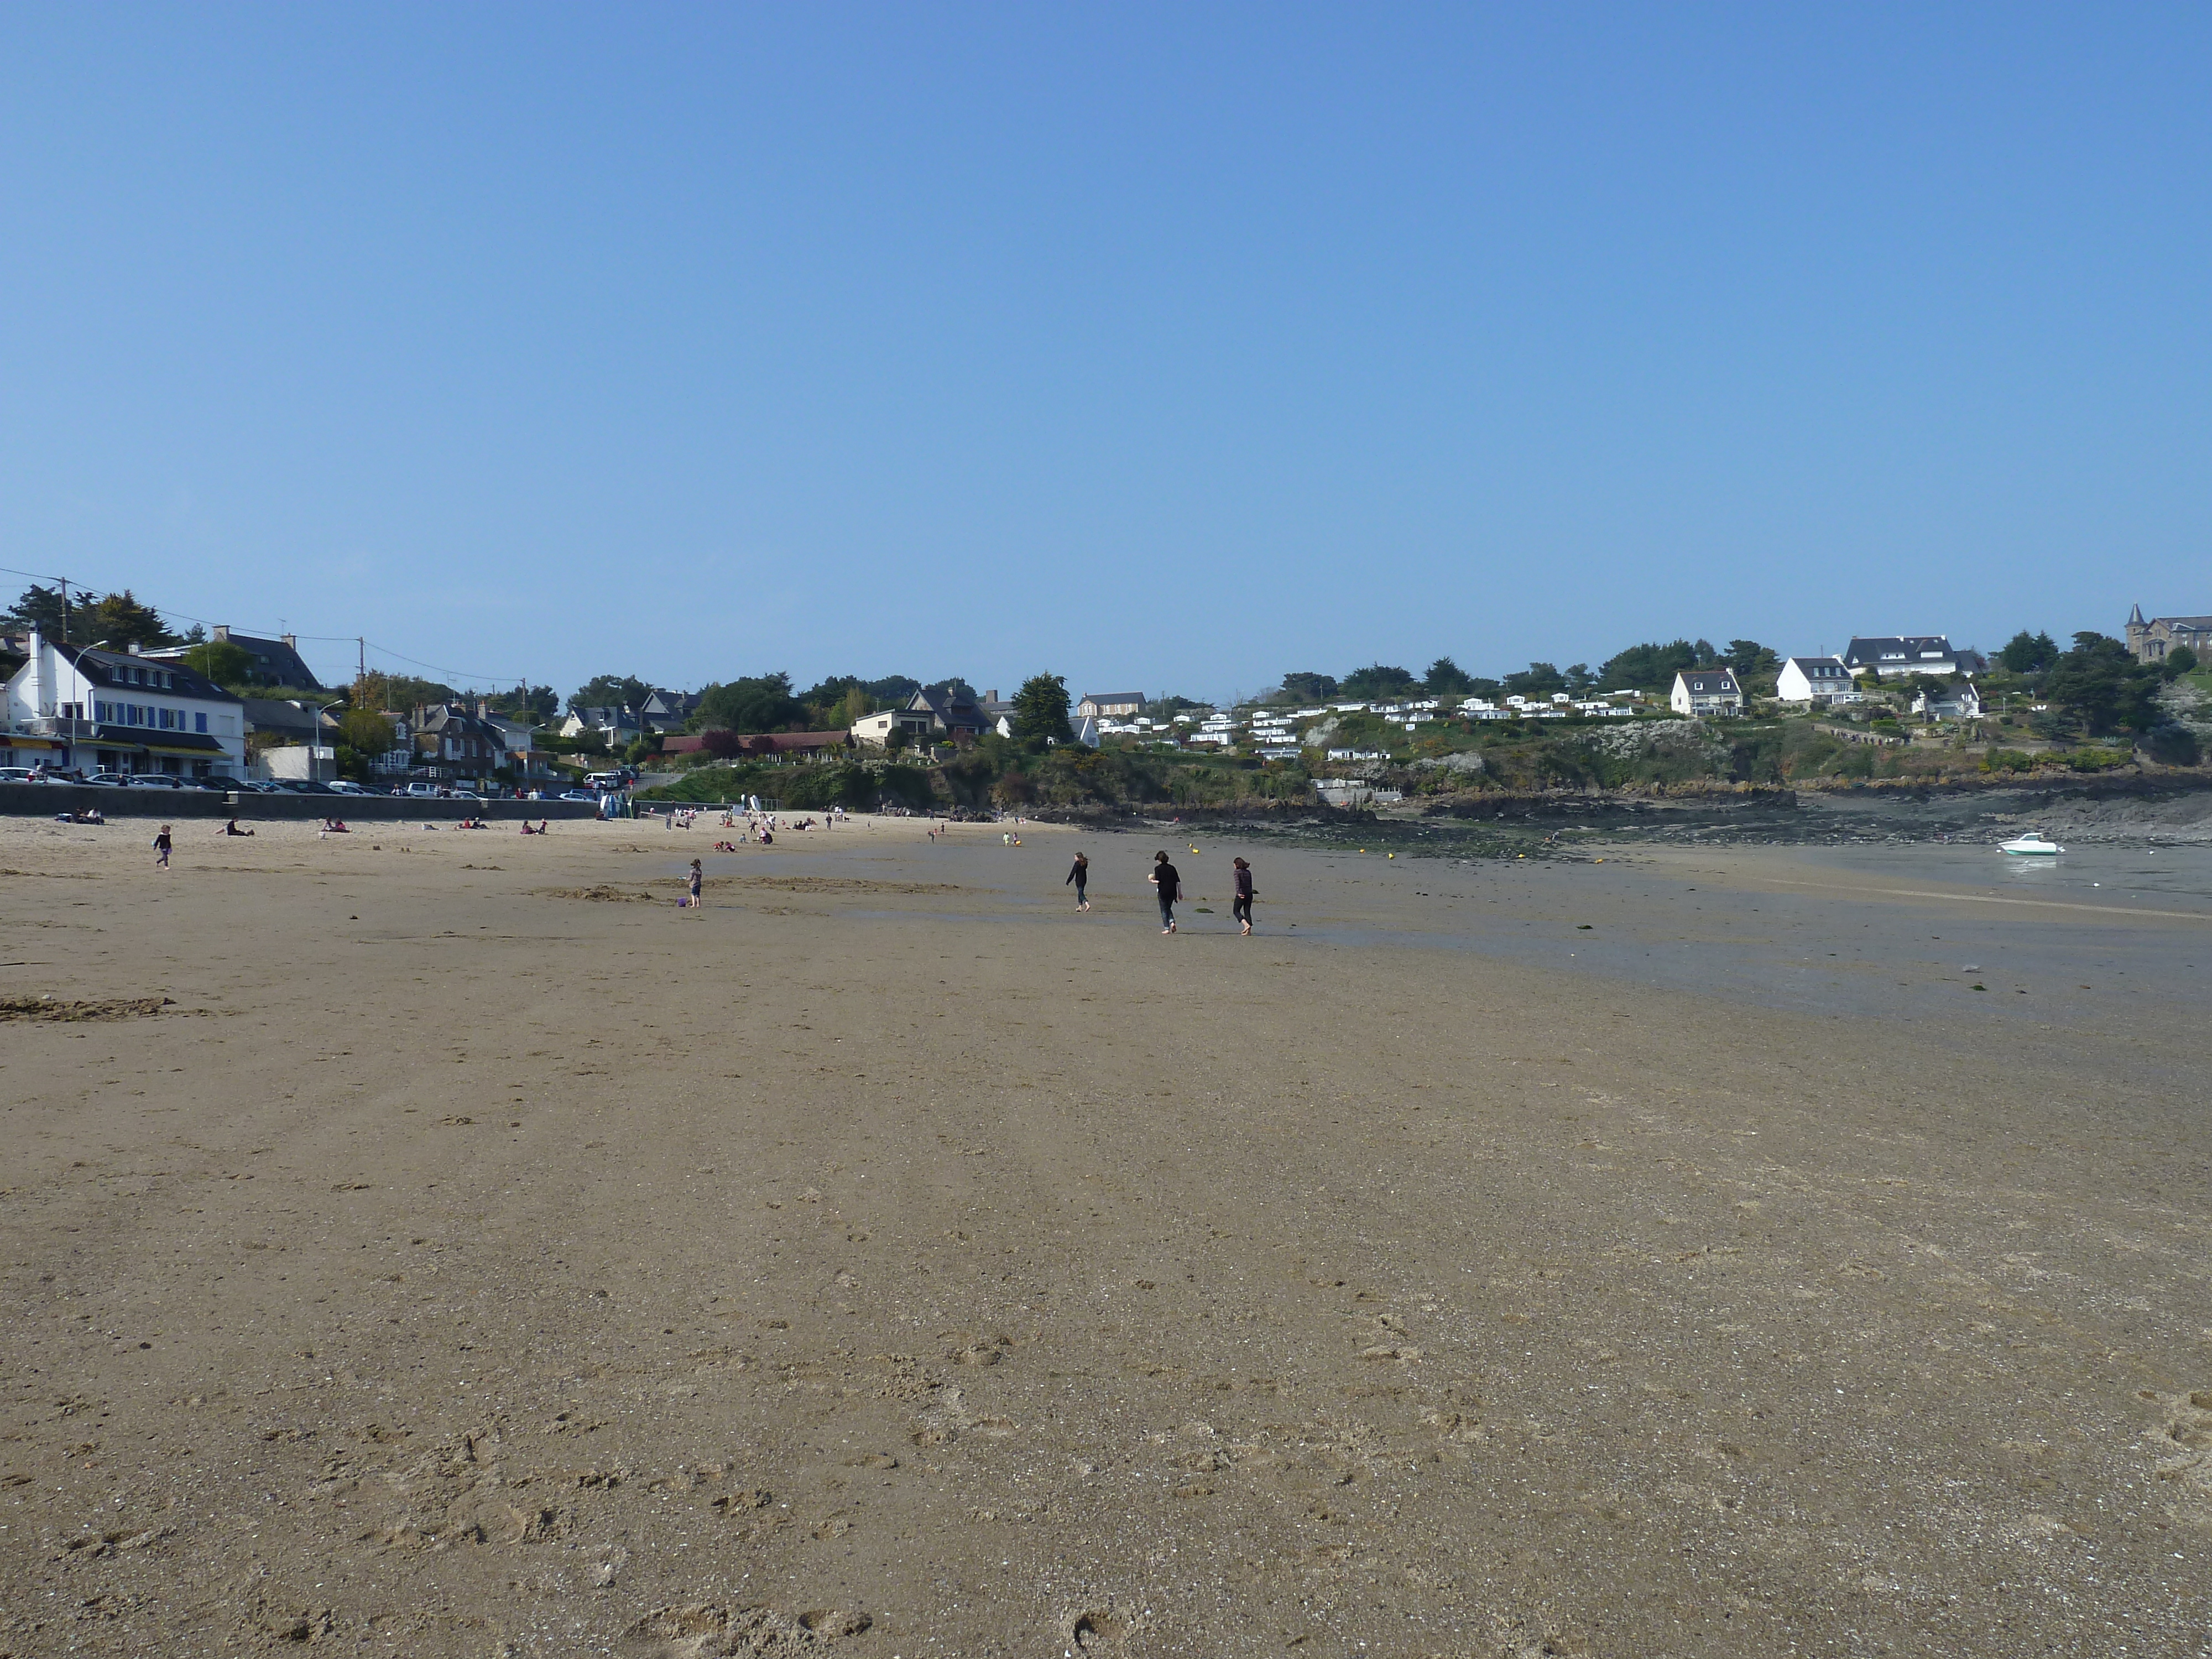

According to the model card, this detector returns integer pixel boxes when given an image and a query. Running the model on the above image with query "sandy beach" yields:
[3,810,2208,1657]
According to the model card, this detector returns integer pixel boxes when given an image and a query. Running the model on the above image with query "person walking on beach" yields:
[1149,849,1181,934]
[153,823,171,870]
[1066,851,1090,911]
[683,857,703,912]
[1231,855,1255,935]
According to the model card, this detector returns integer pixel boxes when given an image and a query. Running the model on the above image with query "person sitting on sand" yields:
[222,818,254,836]
[322,817,349,833]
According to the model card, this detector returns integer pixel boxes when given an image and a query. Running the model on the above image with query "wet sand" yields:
[2,812,2208,1656]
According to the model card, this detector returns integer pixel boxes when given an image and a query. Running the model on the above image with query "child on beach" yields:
[1066,852,1089,910]
[153,824,171,869]
[681,858,703,911]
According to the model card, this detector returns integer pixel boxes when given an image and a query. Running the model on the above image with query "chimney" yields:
[212,625,230,643]
[476,700,488,719]
[987,690,999,703]
[127,640,140,655]
[282,634,297,650]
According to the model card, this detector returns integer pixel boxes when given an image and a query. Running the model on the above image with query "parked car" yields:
[84,771,132,786]
[0,766,36,784]
[132,773,185,788]
[326,780,369,795]
[559,789,597,802]
[403,782,440,799]
[190,775,234,790]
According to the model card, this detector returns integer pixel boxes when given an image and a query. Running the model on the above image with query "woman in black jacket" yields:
[1149,850,1181,934]
[1231,856,1255,935]
[1066,852,1091,911]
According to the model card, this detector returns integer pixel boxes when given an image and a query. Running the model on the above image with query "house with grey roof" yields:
[1077,692,1145,719]
[1841,636,1964,679]
[4,632,246,777]
[144,625,322,689]
[1775,656,1861,707]
[1669,666,1743,718]
[2126,606,2212,665]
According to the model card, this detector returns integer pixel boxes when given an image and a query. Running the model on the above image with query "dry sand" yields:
[2,810,2208,1657]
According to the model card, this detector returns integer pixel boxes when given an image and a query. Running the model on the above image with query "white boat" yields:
[2000,832,2063,856]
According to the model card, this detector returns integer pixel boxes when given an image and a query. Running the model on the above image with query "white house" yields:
[1912,681,1983,721]
[4,632,246,778]
[1842,636,1961,679]
[1776,656,1860,707]
[1670,667,1743,718]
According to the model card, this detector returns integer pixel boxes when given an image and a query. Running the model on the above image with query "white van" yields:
[585,771,627,792]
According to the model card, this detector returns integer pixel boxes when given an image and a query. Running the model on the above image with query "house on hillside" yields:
[561,706,640,744]
[978,691,1018,738]
[1912,681,1983,722]
[904,685,990,741]
[2126,606,2212,665]
[637,689,698,734]
[1077,692,1144,719]
[1669,667,1743,718]
[4,632,246,777]
[144,625,322,690]
[1775,656,1861,707]
[1843,636,1963,679]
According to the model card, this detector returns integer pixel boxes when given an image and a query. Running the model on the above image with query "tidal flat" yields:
[2,811,2206,1656]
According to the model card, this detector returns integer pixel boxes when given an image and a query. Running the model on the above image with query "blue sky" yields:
[3,4,2206,701]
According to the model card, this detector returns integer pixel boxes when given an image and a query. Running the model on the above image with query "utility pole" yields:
[57,578,68,643]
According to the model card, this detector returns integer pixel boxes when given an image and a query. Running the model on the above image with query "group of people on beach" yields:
[1066,848,1256,935]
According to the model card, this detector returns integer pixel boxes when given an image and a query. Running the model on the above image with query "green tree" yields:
[1281,671,1339,702]
[3,583,77,636]
[81,589,178,650]
[336,706,397,755]
[1595,640,1699,692]
[1501,662,1567,697]
[691,672,806,733]
[492,683,560,723]
[570,674,653,714]
[1341,664,1419,700]
[1997,629,2059,675]
[178,639,255,686]
[1423,657,1477,695]
[2162,644,2198,676]
[1011,673,1074,744]
[2043,633,2162,734]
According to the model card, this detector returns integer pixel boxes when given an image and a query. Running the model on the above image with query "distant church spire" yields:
[2130,603,2146,625]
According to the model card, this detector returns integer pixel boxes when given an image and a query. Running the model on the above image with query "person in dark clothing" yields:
[1066,852,1091,911]
[222,818,254,836]
[1231,855,1254,935]
[1149,850,1181,933]
[153,824,172,870]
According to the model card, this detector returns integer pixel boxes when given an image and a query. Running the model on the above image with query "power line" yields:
[3,562,530,686]
[364,642,531,688]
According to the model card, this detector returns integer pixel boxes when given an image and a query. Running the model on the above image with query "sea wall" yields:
[0,784,602,824]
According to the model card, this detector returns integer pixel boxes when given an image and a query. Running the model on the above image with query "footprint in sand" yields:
[615,1603,871,1658]
[1061,1606,1133,1652]
[2143,1387,2212,1528]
